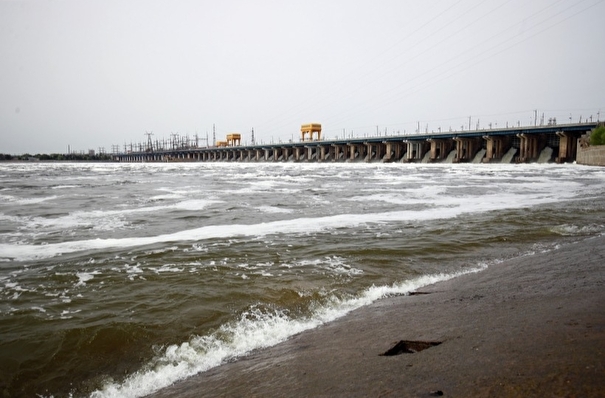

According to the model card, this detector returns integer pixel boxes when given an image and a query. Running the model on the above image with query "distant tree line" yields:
[0,153,116,161]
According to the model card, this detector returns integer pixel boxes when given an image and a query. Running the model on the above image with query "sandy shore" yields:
[151,236,605,397]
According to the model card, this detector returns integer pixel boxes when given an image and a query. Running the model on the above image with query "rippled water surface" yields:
[1,162,604,397]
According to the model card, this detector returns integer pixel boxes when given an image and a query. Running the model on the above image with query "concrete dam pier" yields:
[114,122,599,164]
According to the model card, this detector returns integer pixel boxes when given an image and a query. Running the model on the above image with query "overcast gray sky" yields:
[1,0,604,154]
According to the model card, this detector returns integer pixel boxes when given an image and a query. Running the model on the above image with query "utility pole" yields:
[212,124,216,147]
[251,128,255,145]
[144,131,154,152]
[534,110,537,126]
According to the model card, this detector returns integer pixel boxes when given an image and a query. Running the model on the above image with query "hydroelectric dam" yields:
[114,122,600,164]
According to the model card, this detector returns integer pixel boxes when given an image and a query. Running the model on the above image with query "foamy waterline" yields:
[0,192,565,262]
[90,264,487,398]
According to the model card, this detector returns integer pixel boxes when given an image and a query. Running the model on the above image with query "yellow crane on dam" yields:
[301,123,322,141]
[215,133,242,147]
[226,133,241,146]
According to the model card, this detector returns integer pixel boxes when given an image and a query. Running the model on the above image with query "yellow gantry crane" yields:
[301,123,322,141]
[215,133,241,147]
[226,133,241,146]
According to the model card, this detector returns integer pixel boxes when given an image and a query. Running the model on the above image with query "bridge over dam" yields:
[114,122,599,164]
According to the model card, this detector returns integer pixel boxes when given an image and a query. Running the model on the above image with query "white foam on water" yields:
[23,211,130,233]
[348,192,441,206]
[169,199,222,212]
[150,265,185,274]
[50,185,80,190]
[299,256,364,277]
[0,194,15,203]
[550,223,605,236]
[76,271,99,286]
[19,198,222,233]
[255,205,293,214]
[3,281,30,295]
[143,246,178,256]
[0,194,59,205]
[0,190,578,262]
[148,193,184,201]
[189,243,208,253]
[322,261,363,277]
[89,264,486,398]
[224,186,301,196]
[0,213,25,224]
[60,309,81,319]
[124,264,144,275]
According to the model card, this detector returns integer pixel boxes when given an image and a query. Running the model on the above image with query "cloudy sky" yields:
[1,0,604,154]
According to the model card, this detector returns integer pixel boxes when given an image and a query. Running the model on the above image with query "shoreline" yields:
[150,236,605,397]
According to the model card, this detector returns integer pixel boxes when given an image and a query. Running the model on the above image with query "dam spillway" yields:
[114,122,599,164]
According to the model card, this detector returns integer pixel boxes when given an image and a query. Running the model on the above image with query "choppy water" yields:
[1,162,604,397]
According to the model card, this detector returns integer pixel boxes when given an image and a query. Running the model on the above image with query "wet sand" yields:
[151,236,605,397]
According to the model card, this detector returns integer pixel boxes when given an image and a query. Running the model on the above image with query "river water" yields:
[1,162,604,397]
